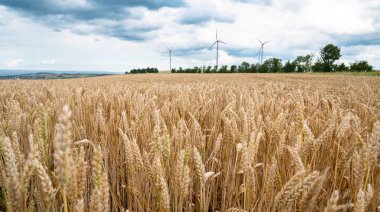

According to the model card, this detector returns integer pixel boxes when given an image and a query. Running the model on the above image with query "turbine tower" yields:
[168,48,172,72]
[258,39,270,65]
[210,30,226,69]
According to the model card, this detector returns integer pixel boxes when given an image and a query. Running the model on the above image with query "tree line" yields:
[171,44,374,73]
[126,67,159,74]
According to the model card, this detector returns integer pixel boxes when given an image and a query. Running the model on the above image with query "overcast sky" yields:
[0,0,379,72]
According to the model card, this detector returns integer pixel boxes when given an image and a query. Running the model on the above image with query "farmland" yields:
[0,74,379,211]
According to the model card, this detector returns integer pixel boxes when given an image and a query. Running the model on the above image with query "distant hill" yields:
[0,71,119,79]
[0,69,122,76]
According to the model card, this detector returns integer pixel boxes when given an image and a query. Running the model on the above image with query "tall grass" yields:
[0,74,379,211]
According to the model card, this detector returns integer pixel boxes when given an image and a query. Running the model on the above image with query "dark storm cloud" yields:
[100,24,161,41]
[225,47,296,62]
[0,0,184,41]
[225,48,260,58]
[178,5,235,25]
[88,0,185,10]
[170,46,209,57]
[179,14,213,25]
[0,0,120,19]
[179,13,235,25]
[0,0,185,17]
[332,32,380,47]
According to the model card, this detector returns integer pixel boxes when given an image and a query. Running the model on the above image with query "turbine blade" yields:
[219,41,226,44]
[258,39,263,44]
[210,41,217,49]
[264,41,270,45]
[216,30,218,40]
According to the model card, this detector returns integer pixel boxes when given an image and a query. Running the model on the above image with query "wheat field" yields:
[0,74,379,212]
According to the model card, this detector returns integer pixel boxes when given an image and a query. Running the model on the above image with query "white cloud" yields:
[42,59,57,65]
[5,59,24,67]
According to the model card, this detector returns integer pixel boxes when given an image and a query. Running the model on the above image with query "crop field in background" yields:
[0,74,379,211]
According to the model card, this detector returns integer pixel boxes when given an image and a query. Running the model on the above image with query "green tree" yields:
[350,60,373,72]
[320,44,341,72]
[282,60,296,73]
[128,67,159,74]
[219,65,228,73]
[244,62,252,72]
[336,63,349,72]
[258,65,269,73]
[249,64,258,73]
[212,66,218,73]
[238,62,250,73]
[312,60,329,72]
[261,58,282,73]
[230,65,237,73]
[205,66,211,73]
[294,54,313,72]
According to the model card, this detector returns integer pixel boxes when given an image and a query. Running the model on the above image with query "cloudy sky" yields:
[0,0,379,72]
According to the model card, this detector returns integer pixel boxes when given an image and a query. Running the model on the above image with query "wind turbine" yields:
[210,30,226,69]
[168,48,172,71]
[258,39,270,65]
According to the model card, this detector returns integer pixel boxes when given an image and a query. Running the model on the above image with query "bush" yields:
[335,63,349,72]
[312,60,332,72]
[350,61,373,72]
[128,67,159,74]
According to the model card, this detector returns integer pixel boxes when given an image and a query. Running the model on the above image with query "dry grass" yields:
[0,73,379,211]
